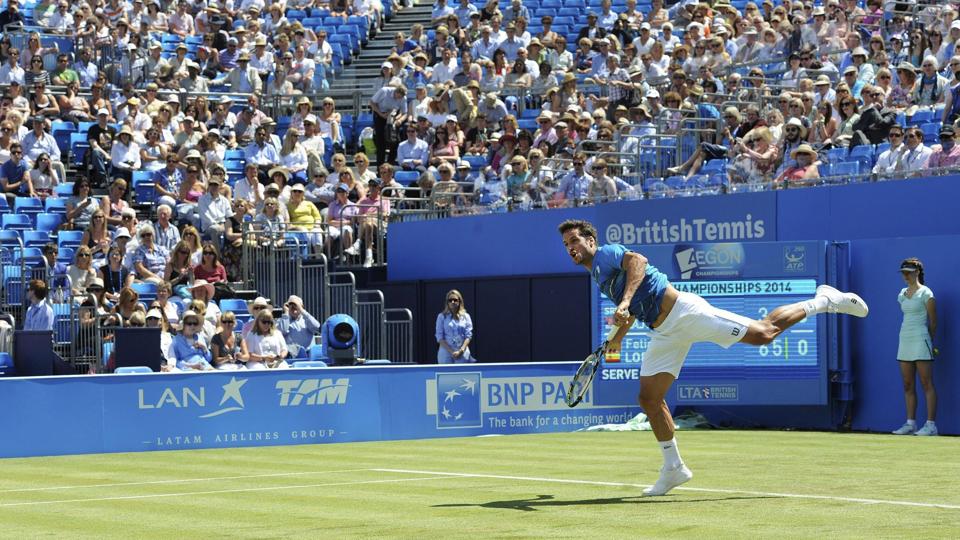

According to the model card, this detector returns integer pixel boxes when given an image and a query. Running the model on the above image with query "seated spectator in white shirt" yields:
[241,310,290,370]
[872,127,906,176]
[196,177,234,242]
[897,126,934,176]
[396,124,430,171]
[277,294,321,357]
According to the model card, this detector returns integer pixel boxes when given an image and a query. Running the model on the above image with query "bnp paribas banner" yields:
[0,364,640,458]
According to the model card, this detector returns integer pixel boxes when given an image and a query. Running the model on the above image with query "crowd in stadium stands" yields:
[0,0,959,370]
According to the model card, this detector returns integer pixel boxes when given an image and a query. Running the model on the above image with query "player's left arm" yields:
[613,251,648,326]
[926,296,937,342]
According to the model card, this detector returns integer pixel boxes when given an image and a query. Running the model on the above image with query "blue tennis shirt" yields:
[591,244,670,326]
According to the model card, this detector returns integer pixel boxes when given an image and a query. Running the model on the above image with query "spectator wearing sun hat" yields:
[213,51,262,94]
[774,143,820,187]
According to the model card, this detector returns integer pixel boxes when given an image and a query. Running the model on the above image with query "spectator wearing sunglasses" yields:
[872,126,907,176]
[241,310,290,370]
[895,127,933,175]
[926,125,960,170]
[436,289,474,364]
[172,311,214,371]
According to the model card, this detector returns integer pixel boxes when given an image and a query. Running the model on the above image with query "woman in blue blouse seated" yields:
[435,289,474,364]
[172,310,214,371]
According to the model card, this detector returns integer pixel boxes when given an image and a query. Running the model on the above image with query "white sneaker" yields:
[891,422,916,435]
[642,464,693,496]
[363,252,374,268]
[915,422,938,436]
[816,285,869,318]
[344,243,360,256]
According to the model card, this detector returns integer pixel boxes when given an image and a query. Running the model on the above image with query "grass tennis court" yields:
[1,431,957,539]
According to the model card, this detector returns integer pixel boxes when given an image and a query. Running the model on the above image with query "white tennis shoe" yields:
[915,422,938,436]
[816,285,869,317]
[891,422,916,435]
[642,464,693,496]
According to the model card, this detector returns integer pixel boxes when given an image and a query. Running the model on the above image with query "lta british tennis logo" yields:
[435,373,482,429]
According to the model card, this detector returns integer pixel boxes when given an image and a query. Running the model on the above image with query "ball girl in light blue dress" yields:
[892,258,939,436]
[435,289,474,364]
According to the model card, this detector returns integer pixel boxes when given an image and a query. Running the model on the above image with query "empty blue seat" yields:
[57,230,83,249]
[55,183,74,197]
[35,213,63,234]
[218,298,249,314]
[907,109,933,126]
[14,197,42,215]
[23,230,51,248]
[293,360,328,368]
[395,170,419,185]
[2,214,32,231]
[131,282,158,302]
[115,366,154,374]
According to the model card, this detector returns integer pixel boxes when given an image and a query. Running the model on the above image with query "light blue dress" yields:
[435,312,474,364]
[897,285,934,361]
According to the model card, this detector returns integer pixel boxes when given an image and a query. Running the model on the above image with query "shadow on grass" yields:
[433,494,778,512]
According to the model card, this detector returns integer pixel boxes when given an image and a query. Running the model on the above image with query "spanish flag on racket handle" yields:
[604,324,621,363]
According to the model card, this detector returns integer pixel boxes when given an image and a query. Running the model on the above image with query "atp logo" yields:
[435,373,482,429]
[784,245,806,272]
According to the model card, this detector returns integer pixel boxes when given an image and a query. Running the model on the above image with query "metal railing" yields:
[385,308,414,364]
[325,271,357,320]
[356,289,385,360]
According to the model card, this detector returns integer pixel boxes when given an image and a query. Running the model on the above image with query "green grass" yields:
[1,431,958,539]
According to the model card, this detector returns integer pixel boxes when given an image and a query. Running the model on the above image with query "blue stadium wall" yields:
[387,175,960,435]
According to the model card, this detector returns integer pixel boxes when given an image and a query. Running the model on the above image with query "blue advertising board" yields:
[389,192,777,281]
[0,364,639,458]
[591,241,835,407]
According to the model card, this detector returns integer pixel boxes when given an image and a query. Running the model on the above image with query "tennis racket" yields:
[565,325,620,408]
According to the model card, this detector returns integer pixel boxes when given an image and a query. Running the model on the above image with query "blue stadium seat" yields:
[57,230,83,249]
[55,183,74,198]
[14,197,43,217]
[56,247,74,264]
[44,197,67,214]
[0,229,21,248]
[132,170,153,187]
[13,247,44,268]
[700,159,728,174]
[22,230,50,248]
[35,213,63,234]
[2,214,32,231]
[463,155,487,171]
[831,161,861,178]
[115,366,153,374]
[0,351,14,376]
[293,360,328,368]
[395,171,419,185]
[218,298,249,314]
[131,282,158,302]
[920,122,942,145]
[907,109,933,126]
[135,182,157,206]
[0,196,9,214]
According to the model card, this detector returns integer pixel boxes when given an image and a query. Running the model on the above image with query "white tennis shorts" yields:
[640,292,754,378]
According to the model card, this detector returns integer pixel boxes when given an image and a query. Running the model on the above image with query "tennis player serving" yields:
[559,219,868,496]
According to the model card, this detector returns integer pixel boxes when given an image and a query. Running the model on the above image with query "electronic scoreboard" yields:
[591,241,843,406]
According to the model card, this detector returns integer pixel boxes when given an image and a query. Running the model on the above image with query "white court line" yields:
[373,468,960,510]
[0,475,460,508]
[0,468,371,494]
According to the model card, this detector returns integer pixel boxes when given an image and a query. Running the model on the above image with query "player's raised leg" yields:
[741,284,869,346]
[638,372,693,496]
